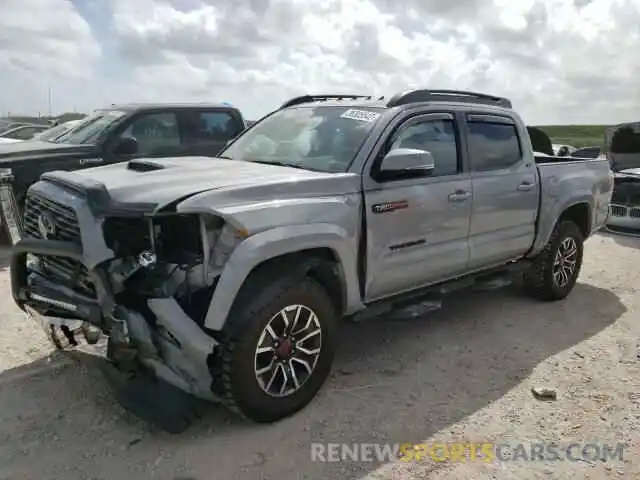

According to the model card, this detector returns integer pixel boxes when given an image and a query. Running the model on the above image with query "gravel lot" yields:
[0,232,638,480]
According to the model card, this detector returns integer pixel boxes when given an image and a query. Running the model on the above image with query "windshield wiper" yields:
[248,160,311,170]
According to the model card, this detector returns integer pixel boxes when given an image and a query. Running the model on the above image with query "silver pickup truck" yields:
[10,89,613,432]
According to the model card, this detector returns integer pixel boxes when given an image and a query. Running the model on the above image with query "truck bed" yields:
[534,154,595,163]
[531,156,612,253]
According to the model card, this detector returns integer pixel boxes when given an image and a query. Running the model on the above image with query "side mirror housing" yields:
[114,137,138,156]
[378,148,435,180]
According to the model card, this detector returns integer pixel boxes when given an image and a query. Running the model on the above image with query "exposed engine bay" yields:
[102,214,245,328]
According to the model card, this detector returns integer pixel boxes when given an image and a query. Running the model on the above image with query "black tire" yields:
[523,220,584,301]
[211,273,337,423]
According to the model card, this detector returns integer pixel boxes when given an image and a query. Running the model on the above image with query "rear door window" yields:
[180,110,243,144]
[467,119,522,171]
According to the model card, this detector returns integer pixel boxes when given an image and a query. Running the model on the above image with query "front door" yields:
[105,110,183,164]
[465,114,539,269]
[363,113,472,302]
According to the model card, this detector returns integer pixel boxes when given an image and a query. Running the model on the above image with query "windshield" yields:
[219,105,382,172]
[54,110,127,145]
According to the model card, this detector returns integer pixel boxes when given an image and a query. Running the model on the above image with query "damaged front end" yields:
[606,170,640,236]
[11,183,246,431]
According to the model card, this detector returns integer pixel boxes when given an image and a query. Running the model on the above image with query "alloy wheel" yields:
[253,304,322,397]
[552,237,578,288]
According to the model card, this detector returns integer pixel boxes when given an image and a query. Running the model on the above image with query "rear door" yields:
[465,114,539,269]
[177,109,245,156]
[362,112,472,301]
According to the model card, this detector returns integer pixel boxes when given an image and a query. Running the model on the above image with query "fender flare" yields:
[203,223,362,330]
[531,198,593,255]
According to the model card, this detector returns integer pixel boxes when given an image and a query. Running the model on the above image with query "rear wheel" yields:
[212,274,337,422]
[524,220,584,301]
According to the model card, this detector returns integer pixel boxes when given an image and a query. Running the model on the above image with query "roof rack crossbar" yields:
[386,89,512,109]
[280,94,374,109]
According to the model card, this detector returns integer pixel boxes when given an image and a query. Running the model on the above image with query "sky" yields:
[0,0,638,125]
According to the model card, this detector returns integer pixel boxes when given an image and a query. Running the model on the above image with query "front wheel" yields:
[212,275,337,422]
[524,220,584,301]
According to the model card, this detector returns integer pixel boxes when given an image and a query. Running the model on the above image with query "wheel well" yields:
[559,203,590,237]
[243,248,346,315]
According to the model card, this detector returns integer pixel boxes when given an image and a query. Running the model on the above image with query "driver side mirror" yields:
[378,148,435,180]
[114,136,138,156]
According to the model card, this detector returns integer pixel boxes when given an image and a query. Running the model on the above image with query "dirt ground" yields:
[0,232,638,480]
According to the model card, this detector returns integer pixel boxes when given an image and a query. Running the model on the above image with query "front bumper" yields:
[605,203,640,236]
[11,233,220,415]
[11,237,137,366]
[11,235,217,432]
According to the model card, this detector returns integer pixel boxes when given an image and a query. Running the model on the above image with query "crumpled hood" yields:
[40,156,359,214]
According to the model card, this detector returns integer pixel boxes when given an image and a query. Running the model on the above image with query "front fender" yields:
[203,223,362,331]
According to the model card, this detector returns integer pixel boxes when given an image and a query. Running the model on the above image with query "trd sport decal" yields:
[371,200,409,214]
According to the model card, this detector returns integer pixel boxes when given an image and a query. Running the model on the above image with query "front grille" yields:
[24,193,81,243]
[23,192,94,296]
[630,208,640,218]
[610,205,627,217]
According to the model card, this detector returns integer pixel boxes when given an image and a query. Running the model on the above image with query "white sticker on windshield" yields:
[340,109,381,123]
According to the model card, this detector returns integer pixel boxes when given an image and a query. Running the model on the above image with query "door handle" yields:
[448,190,470,202]
[517,182,535,191]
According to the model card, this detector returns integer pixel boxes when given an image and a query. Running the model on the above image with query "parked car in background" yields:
[570,146,601,159]
[553,144,576,156]
[604,122,640,235]
[527,126,555,156]
[10,89,612,432]
[607,168,640,236]
[0,122,27,135]
[0,124,49,141]
[0,102,247,244]
[605,122,640,172]
[31,119,82,142]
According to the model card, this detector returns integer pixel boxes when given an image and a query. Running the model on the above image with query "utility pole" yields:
[48,86,52,118]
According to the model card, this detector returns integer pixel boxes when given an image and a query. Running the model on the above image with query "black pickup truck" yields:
[0,102,246,243]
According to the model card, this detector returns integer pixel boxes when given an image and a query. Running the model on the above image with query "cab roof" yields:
[279,90,513,111]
